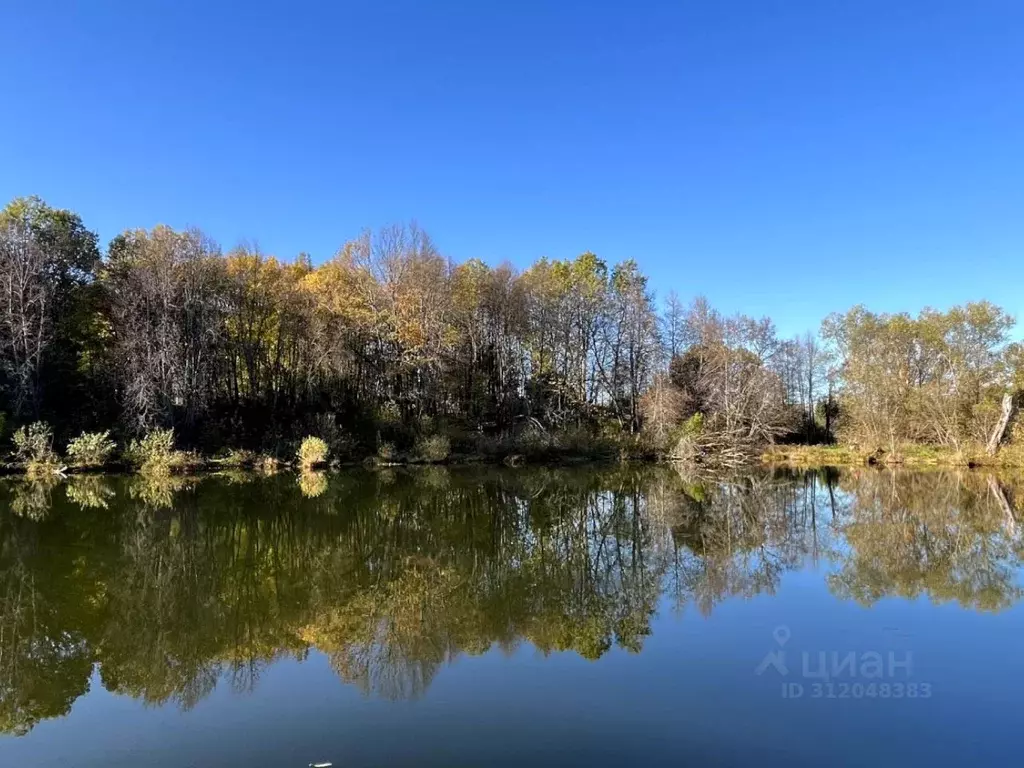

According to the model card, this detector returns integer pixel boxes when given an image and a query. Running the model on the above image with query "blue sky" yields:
[2,1,1022,336]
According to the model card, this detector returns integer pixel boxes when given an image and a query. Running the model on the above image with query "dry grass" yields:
[763,442,1024,468]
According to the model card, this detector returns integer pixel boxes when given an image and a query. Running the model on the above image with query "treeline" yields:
[0,195,1020,463]
[0,196,666,457]
[822,303,1022,453]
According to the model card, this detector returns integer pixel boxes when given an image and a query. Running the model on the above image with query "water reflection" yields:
[828,470,1024,611]
[0,466,1021,735]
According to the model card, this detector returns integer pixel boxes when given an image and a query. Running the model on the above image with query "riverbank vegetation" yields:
[763,442,1024,468]
[1,194,1022,471]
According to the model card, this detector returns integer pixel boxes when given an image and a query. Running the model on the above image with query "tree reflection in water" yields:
[1,465,1022,734]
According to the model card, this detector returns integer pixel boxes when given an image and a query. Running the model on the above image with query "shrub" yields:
[12,422,58,470]
[668,413,704,461]
[516,427,552,461]
[375,402,416,450]
[415,434,451,463]
[554,426,600,456]
[217,448,256,468]
[474,428,548,462]
[311,413,356,460]
[377,441,396,462]
[66,430,117,468]
[682,412,704,437]
[297,436,329,468]
[126,428,182,473]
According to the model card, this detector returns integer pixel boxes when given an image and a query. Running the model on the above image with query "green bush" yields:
[682,412,704,436]
[415,434,451,463]
[377,441,396,462]
[126,428,182,473]
[12,422,58,470]
[297,436,329,468]
[66,430,117,468]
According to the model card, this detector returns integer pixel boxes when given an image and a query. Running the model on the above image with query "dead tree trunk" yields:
[986,393,1015,456]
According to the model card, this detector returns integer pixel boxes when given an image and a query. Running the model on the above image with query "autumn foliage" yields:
[0,194,1020,465]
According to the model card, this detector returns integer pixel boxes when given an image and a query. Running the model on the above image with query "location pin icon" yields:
[773,625,791,647]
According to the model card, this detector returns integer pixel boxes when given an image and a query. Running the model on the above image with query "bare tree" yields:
[641,373,685,446]
[106,227,225,431]
[0,221,50,417]
[662,290,685,361]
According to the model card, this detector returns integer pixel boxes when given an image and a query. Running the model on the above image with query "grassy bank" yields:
[0,451,637,479]
[762,443,1024,468]
[0,423,660,479]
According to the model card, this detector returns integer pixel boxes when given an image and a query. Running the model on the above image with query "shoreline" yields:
[4,444,1024,479]
[761,444,1024,469]
[0,452,632,479]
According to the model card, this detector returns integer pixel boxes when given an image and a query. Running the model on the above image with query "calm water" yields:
[2,465,1023,767]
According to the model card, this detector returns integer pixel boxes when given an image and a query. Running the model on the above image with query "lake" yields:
[1,465,1022,767]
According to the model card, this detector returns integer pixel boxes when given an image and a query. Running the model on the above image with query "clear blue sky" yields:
[2,1,1022,336]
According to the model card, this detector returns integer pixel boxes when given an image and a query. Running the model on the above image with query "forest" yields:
[0,194,1022,469]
